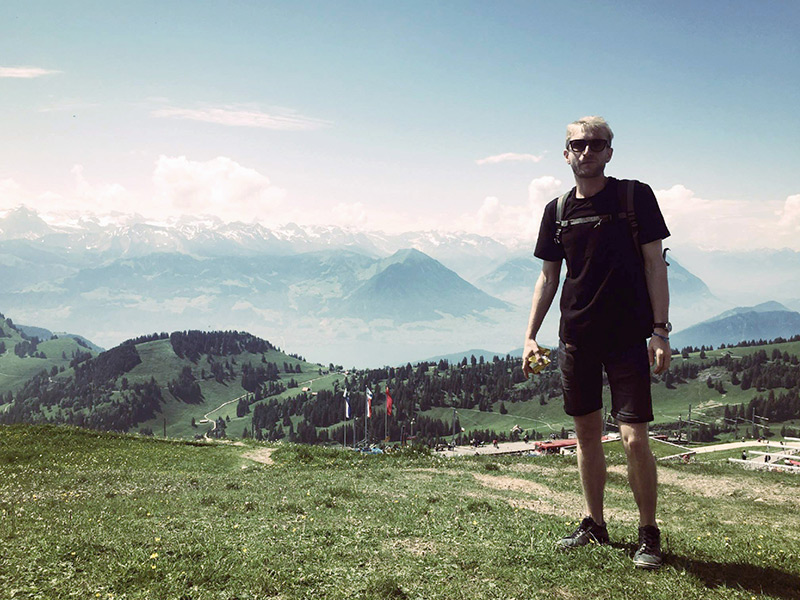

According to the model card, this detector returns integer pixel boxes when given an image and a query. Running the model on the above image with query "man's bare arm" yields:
[642,240,670,374]
[522,259,562,377]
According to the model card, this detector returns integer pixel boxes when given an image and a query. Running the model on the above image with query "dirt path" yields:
[199,394,249,438]
[242,447,275,465]
[199,372,335,438]
[658,440,800,461]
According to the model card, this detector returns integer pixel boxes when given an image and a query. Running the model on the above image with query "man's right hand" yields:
[522,339,547,378]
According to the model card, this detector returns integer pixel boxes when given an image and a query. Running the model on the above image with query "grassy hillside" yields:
[1,424,799,599]
[0,315,98,397]
[416,341,800,442]
[1,330,346,440]
[125,340,345,439]
[3,327,798,447]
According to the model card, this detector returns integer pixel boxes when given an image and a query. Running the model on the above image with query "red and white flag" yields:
[366,387,373,418]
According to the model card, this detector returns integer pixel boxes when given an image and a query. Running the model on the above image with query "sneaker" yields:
[558,516,609,549]
[633,525,662,569]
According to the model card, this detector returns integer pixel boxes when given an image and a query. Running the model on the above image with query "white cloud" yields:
[329,202,370,229]
[444,179,799,251]
[528,175,563,215]
[653,185,799,251]
[5,157,287,225]
[0,66,60,78]
[0,178,24,206]
[71,165,132,210]
[152,155,286,222]
[449,176,563,243]
[152,105,331,131]
[779,194,800,232]
[284,199,443,234]
[476,196,501,227]
[476,152,545,165]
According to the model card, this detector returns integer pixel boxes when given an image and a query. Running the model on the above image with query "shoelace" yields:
[575,519,595,535]
[639,530,659,553]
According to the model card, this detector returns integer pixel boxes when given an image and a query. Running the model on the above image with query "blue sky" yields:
[1,1,799,250]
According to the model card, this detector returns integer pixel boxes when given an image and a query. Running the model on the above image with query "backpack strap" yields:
[555,180,649,267]
[554,190,572,246]
[619,179,643,262]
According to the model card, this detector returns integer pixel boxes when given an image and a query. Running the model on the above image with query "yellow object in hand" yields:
[528,347,551,374]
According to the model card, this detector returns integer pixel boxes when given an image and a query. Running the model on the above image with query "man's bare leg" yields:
[573,409,606,524]
[619,421,657,526]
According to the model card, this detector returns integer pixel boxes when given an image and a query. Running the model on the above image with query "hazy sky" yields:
[2,1,799,250]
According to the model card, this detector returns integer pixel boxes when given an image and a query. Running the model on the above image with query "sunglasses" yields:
[567,139,610,153]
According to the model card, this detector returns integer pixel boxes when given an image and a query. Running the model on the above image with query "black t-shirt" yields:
[534,177,670,349]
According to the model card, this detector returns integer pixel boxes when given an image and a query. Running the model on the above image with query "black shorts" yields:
[558,340,653,423]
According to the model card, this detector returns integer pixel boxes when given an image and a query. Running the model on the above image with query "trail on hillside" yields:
[199,372,336,438]
[200,394,249,438]
[242,447,275,465]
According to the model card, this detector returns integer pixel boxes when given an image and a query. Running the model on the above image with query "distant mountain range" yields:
[671,302,800,349]
[15,324,105,353]
[2,204,798,366]
[673,246,800,307]
[0,205,509,277]
[474,253,728,328]
[417,348,511,365]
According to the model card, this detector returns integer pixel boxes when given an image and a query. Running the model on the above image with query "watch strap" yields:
[653,321,672,332]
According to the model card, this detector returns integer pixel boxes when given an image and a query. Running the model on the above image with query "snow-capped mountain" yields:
[1,204,795,366]
[0,206,509,270]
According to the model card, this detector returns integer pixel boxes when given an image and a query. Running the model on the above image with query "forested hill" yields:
[254,337,800,446]
[0,311,100,397]
[253,353,562,445]
[2,324,800,447]
[0,330,309,433]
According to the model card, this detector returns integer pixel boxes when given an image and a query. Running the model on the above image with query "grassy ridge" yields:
[3,333,346,438]
[126,340,346,438]
[0,334,97,397]
[2,424,799,599]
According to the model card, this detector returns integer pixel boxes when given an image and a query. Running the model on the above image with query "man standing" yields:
[522,116,671,569]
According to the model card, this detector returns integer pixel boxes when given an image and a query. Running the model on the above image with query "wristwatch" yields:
[653,321,672,333]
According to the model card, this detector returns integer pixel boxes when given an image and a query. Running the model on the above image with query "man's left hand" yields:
[648,335,671,375]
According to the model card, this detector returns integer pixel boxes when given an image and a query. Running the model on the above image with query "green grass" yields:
[420,341,800,442]
[0,336,97,397]
[2,424,800,599]
[105,340,345,438]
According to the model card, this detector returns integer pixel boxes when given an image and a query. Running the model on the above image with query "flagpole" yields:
[365,387,370,446]
[344,388,349,449]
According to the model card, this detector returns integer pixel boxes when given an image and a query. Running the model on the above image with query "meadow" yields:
[2,425,799,599]
[422,342,800,443]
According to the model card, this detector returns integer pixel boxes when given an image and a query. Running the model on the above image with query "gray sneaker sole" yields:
[558,534,609,549]
[633,556,662,569]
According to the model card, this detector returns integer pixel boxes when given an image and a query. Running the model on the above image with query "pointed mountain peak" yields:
[389,248,429,262]
[0,204,53,239]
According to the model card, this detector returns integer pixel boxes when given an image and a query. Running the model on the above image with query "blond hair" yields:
[566,116,614,148]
